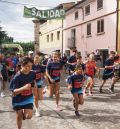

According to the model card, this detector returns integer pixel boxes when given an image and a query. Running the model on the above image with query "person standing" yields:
[0,54,8,97]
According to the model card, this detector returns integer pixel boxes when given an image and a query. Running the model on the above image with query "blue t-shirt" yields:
[9,71,36,107]
[67,55,77,70]
[42,59,48,72]
[103,58,114,75]
[32,64,44,86]
[47,62,61,80]
[67,73,84,88]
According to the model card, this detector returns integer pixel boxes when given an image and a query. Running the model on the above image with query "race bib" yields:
[74,81,82,88]
[21,89,32,96]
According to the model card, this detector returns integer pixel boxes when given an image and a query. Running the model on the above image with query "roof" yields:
[66,0,87,12]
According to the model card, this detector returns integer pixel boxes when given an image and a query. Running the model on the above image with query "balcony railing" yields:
[67,37,76,49]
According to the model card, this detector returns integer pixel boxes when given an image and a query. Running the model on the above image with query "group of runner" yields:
[0,49,120,129]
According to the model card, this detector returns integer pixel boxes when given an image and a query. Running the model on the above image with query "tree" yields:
[0,26,14,45]
[0,26,7,45]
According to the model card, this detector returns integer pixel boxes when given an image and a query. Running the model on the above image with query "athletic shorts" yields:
[37,85,42,88]
[48,78,60,84]
[13,103,33,111]
[1,74,8,81]
[71,87,83,95]
[102,73,113,80]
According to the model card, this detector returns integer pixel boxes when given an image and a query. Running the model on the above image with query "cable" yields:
[0,0,56,8]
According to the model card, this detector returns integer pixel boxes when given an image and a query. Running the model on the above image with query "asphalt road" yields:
[0,74,120,129]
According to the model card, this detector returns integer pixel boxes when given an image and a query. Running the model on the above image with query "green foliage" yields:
[0,26,14,45]
[13,41,34,54]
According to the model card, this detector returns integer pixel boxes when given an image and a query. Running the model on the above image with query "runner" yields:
[67,50,77,75]
[67,65,84,116]
[84,54,97,96]
[99,51,115,93]
[109,55,120,93]
[46,51,62,111]
[9,57,36,129]
[32,55,45,117]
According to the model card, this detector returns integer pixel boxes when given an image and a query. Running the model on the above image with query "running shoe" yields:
[55,105,63,111]
[108,87,114,93]
[75,111,80,116]
[1,92,6,97]
[99,88,103,93]
[35,109,40,117]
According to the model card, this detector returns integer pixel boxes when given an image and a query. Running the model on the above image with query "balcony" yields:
[67,37,76,49]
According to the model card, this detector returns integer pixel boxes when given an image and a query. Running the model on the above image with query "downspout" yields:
[116,0,119,51]
[61,19,64,57]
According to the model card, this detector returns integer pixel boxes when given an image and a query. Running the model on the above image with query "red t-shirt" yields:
[85,61,96,76]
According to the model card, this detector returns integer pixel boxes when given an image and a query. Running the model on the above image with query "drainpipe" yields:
[116,0,119,51]
[61,19,64,57]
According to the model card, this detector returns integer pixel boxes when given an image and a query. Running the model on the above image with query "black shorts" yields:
[102,73,113,80]
[8,70,15,76]
[2,74,8,81]
[13,103,33,111]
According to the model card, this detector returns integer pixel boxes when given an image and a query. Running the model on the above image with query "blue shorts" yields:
[37,85,42,88]
[13,103,33,111]
[71,87,83,95]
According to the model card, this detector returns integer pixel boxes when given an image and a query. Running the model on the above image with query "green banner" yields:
[24,6,65,20]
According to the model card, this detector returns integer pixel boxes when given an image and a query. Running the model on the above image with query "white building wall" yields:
[63,0,117,58]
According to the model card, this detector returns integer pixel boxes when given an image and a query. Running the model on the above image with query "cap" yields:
[28,51,34,54]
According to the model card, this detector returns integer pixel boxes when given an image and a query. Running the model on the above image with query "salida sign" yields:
[24,6,65,20]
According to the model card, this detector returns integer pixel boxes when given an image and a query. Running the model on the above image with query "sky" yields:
[0,0,76,42]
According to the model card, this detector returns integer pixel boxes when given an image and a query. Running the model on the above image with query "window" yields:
[97,19,104,34]
[85,5,90,15]
[47,35,49,42]
[87,23,91,36]
[57,31,60,40]
[51,33,53,41]
[97,0,103,10]
[75,11,78,20]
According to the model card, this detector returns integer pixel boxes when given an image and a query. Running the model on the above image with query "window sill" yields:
[96,32,105,35]
[85,13,90,16]
[86,35,92,38]
[97,7,103,11]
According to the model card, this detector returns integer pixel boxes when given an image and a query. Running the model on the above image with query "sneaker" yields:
[35,109,40,117]
[99,88,103,93]
[75,111,80,116]
[1,92,6,97]
[108,87,114,93]
[88,92,93,96]
[55,105,63,111]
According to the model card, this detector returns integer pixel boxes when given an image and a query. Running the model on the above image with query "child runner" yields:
[109,55,120,93]
[67,65,84,116]
[99,51,115,93]
[84,54,97,96]
[46,51,62,111]
[9,57,37,129]
[67,50,77,75]
[32,55,45,117]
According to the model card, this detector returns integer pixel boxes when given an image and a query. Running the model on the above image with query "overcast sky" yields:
[0,0,76,42]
